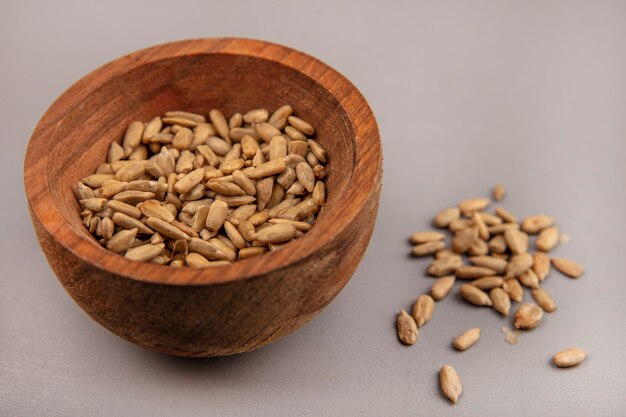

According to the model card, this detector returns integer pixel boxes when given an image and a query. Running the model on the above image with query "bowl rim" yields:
[24,37,382,286]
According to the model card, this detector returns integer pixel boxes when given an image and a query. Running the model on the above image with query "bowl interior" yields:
[43,51,357,283]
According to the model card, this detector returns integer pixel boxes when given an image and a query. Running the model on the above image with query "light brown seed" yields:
[100,217,114,240]
[514,303,543,330]
[312,181,326,206]
[106,228,138,253]
[471,276,504,290]
[288,140,309,158]
[248,158,287,179]
[255,223,297,244]
[266,105,293,130]
[206,200,229,233]
[453,328,480,351]
[139,200,175,223]
[238,246,268,260]
[455,266,497,279]
[106,200,142,219]
[428,256,463,277]
[107,141,125,163]
[503,277,523,303]
[146,217,191,241]
[76,182,95,200]
[285,125,307,141]
[439,365,462,404]
[173,168,204,194]
[191,205,210,233]
[459,197,490,216]
[518,269,540,289]
[506,253,534,277]
[435,249,456,259]
[112,190,155,205]
[409,231,446,244]
[223,221,246,249]
[209,109,230,142]
[126,180,167,194]
[472,211,490,240]
[125,243,164,262]
[533,252,551,281]
[187,238,224,261]
[231,170,256,196]
[495,206,517,223]
[531,289,556,312]
[255,122,282,143]
[81,174,116,189]
[430,276,456,301]
[459,284,492,306]
[452,227,478,254]
[165,111,205,123]
[488,235,508,254]
[434,207,461,228]
[490,287,511,316]
[469,256,508,274]
[307,139,327,163]
[521,215,555,234]
[243,108,269,124]
[288,115,315,135]
[468,238,489,256]
[227,204,257,226]
[412,241,445,257]
[112,212,153,234]
[551,258,584,278]
[215,195,257,207]
[206,179,246,196]
[504,228,528,254]
[185,252,212,267]
[269,135,287,161]
[488,223,519,235]
[396,309,419,345]
[80,198,108,212]
[122,121,144,156]
[492,184,506,200]
[295,162,315,192]
[552,348,587,368]
[477,212,502,226]
[501,326,521,344]
[536,226,559,252]
[163,117,198,128]
[256,177,274,211]
[412,294,435,327]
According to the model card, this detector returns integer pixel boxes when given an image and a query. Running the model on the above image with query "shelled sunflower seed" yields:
[398,186,586,403]
[76,106,327,267]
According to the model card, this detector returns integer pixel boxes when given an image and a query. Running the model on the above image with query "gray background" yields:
[2,0,625,415]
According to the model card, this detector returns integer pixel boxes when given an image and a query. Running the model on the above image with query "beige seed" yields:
[288,115,315,135]
[453,327,480,351]
[112,190,155,205]
[215,195,257,207]
[250,211,271,227]
[231,170,256,196]
[288,140,309,158]
[409,231,445,244]
[227,204,257,226]
[146,217,190,241]
[531,289,557,312]
[428,256,463,277]
[107,141,125,163]
[455,266,497,279]
[492,184,506,200]
[439,365,462,404]
[295,162,315,192]
[396,309,419,345]
[237,220,256,241]
[536,226,559,252]
[171,127,194,150]
[187,238,224,261]
[490,287,511,316]
[206,179,246,196]
[435,249,456,259]
[471,276,504,290]
[504,228,528,254]
[551,258,584,278]
[185,252,212,267]
[80,198,108,212]
[206,200,229,233]
[106,200,142,219]
[112,212,153,234]
[76,182,95,200]
[521,215,555,234]
[477,212,502,226]
[100,217,114,240]
[191,205,210,233]
[142,118,163,142]
[238,247,268,260]
[459,197,490,216]
[126,180,166,194]
[268,105,293,130]
[285,125,307,141]
[518,269,540,289]
[501,326,521,345]
[122,121,144,156]
[468,256,508,274]
[488,235,507,254]
[472,211,490,240]
[459,284,492,306]
[503,278,524,303]
[412,241,445,257]
[241,135,260,159]
[231,127,257,141]
[173,168,204,194]
[514,303,543,330]
[434,207,460,228]
[412,294,435,327]
[553,348,587,368]
[248,158,287,179]
[81,174,116,189]
[307,139,328,163]
[488,223,519,235]
[223,221,247,249]
[125,243,164,262]
[139,200,175,223]
[255,223,297,244]
[312,181,326,206]
[468,239,489,256]
[106,228,138,253]
[533,252,551,281]
[269,135,287,161]
[430,276,456,301]
[452,227,478,254]
[165,111,205,123]
[495,206,517,223]
[506,253,534,277]
[256,177,274,211]
[243,108,269,124]
[208,109,230,142]
[255,122,282,143]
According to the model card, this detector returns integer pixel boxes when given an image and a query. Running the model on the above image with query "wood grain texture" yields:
[24,38,382,356]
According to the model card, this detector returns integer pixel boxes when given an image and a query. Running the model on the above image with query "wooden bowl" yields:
[24,38,382,357]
